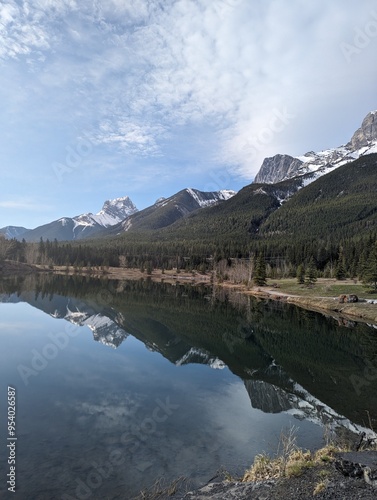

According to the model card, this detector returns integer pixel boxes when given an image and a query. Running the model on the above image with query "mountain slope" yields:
[22,197,138,242]
[124,177,306,246]
[0,226,30,239]
[102,188,236,236]
[258,153,377,241]
[254,111,377,184]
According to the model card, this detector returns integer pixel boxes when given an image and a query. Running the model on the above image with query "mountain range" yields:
[1,275,375,436]
[1,197,138,242]
[1,110,376,244]
[0,190,236,242]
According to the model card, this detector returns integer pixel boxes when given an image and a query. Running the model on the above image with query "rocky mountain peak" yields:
[99,197,137,219]
[254,154,303,184]
[347,111,377,150]
[93,197,138,227]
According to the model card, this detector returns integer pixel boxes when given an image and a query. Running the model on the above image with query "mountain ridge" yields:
[254,110,377,184]
[19,197,138,242]
[97,188,237,237]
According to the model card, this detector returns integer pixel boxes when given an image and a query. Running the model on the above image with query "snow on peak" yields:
[185,188,236,208]
[218,189,237,200]
[96,197,138,226]
[72,196,138,231]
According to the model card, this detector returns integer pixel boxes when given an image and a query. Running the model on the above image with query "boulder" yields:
[338,294,358,303]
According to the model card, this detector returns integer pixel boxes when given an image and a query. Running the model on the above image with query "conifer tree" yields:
[296,264,305,284]
[362,244,377,291]
[335,249,346,280]
[253,254,267,286]
[305,257,317,286]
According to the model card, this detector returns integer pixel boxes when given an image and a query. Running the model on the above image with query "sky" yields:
[0,0,376,229]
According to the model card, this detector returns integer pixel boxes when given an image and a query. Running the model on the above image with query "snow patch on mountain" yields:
[186,188,236,208]
[175,347,226,369]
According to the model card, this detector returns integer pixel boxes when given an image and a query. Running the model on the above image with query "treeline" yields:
[1,230,377,289]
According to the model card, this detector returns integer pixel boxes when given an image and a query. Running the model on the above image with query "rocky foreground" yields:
[178,451,377,500]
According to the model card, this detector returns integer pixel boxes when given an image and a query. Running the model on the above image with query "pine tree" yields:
[305,257,317,286]
[362,244,377,291]
[253,254,267,286]
[296,264,305,284]
[335,248,346,280]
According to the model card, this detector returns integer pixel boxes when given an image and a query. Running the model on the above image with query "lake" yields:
[0,273,376,499]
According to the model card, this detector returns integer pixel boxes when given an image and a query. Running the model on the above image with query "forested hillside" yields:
[1,154,377,283]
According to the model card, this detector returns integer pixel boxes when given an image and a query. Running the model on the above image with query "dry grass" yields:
[133,476,189,500]
[313,480,328,496]
[313,444,339,463]
[266,278,369,298]
[243,448,317,482]
[243,420,377,488]
[243,453,284,481]
[243,426,319,481]
[243,427,343,484]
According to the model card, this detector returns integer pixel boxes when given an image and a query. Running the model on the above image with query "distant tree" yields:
[253,254,267,286]
[296,264,305,284]
[335,249,346,280]
[146,262,153,275]
[0,235,7,264]
[362,245,377,291]
[305,257,317,286]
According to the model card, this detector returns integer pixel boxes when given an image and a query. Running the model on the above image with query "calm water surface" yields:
[0,274,376,499]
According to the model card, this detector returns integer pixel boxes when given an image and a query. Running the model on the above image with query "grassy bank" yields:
[244,278,377,325]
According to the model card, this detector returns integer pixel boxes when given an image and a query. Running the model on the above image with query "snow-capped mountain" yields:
[0,291,130,349]
[244,378,376,440]
[21,196,138,242]
[0,226,30,239]
[254,110,377,184]
[63,307,129,349]
[93,197,138,226]
[104,188,237,235]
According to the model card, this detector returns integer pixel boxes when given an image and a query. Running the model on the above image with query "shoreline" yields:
[51,265,377,326]
[3,261,377,325]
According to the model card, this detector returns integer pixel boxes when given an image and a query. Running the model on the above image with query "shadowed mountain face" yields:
[1,273,376,434]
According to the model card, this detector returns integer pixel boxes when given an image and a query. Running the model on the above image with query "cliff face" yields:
[254,155,304,184]
[347,111,377,150]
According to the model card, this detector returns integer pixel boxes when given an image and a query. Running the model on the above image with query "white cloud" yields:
[1,0,377,185]
[96,120,166,156]
[0,200,51,211]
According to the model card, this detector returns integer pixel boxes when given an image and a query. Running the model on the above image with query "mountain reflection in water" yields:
[0,273,376,498]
